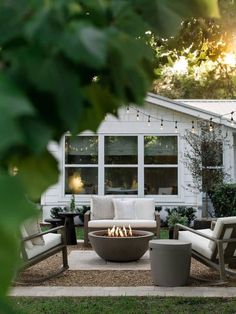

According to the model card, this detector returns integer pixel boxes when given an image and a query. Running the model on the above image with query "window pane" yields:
[145,168,178,195]
[105,136,137,164]
[65,136,98,164]
[105,168,138,195]
[65,167,98,194]
[144,136,177,164]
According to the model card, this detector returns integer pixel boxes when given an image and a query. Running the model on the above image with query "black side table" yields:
[58,212,79,245]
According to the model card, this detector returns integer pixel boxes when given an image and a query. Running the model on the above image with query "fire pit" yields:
[88,226,154,262]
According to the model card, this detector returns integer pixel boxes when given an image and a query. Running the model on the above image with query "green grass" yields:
[10,297,236,314]
[42,226,169,241]
[76,227,169,240]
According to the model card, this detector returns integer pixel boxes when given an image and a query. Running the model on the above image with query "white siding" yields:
[41,101,236,220]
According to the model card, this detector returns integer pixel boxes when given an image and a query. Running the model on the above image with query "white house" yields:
[41,93,236,220]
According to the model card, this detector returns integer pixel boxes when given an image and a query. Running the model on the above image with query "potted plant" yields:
[167,212,188,239]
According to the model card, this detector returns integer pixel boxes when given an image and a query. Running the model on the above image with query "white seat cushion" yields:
[91,196,114,220]
[113,199,136,219]
[25,233,62,259]
[88,219,156,228]
[178,228,213,259]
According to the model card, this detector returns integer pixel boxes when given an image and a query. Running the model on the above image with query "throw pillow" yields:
[23,218,45,245]
[135,199,155,220]
[91,196,114,220]
[113,199,136,220]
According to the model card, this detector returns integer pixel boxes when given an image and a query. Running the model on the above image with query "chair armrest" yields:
[211,220,216,230]
[21,226,65,243]
[174,223,218,242]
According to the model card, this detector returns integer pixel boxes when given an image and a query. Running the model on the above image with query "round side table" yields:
[58,212,79,245]
[149,239,191,287]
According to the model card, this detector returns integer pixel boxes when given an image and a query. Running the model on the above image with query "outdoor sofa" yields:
[84,196,160,247]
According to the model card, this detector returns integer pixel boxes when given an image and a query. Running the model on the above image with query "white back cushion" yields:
[21,225,34,250]
[209,216,236,250]
[113,199,136,219]
[91,196,114,220]
[23,218,45,245]
[135,198,155,220]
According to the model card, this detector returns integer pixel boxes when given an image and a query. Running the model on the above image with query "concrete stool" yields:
[149,239,191,287]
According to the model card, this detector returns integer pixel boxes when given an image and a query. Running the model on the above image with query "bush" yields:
[209,183,236,217]
[167,212,188,228]
[50,207,64,219]
[75,205,90,223]
[165,206,196,226]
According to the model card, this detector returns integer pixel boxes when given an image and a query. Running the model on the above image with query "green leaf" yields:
[0,74,34,117]
[132,0,220,37]
[17,151,59,200]
[0,174,36,227]
[61,22,107,68]
[0,173,36,296]
[0,74,35,153]
[80,84,120,131]
[19,117,53,154]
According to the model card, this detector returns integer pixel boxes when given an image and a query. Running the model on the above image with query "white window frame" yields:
[62,133,181,201]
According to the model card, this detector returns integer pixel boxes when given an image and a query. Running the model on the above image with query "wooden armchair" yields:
[174,217,236,283]
[19,225,68,282]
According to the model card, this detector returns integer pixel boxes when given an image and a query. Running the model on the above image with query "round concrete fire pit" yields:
[88,230,154,262]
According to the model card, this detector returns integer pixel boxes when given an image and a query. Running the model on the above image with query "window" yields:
[63,135,179,196]
[144,136,178,195]
[64,136,98,194]
[105,136,138,195]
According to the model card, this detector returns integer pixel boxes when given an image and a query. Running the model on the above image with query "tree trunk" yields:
[202,192,209,218]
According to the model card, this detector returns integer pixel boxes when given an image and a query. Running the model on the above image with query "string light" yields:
[160,118,163,130]
[231,111,234,125]
[209,118,213,132]
[175,121,178,133]
[120,105,236,133]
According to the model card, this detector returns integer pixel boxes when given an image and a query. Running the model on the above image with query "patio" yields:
[14,241,236,288]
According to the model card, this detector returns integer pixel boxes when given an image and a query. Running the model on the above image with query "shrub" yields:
[165,206,196,226]
[209,183,236,217]
[167,212,188,228]
[50,207,64,219]
[75,205,90,223]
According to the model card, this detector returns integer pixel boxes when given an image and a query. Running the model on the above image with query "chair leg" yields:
[217,241,227,282]
[62,245,69,269]
[84,226,89,247]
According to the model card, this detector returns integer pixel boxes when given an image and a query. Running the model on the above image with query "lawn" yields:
[10,297,236,314]
[75,226,169,240]
[42,225,169,240]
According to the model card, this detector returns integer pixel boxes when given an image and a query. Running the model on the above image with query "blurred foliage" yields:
[0,0,220,310]
[152,0,236,98]
[210,183,236,217]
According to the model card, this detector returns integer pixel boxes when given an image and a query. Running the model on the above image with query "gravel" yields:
[15,244,236,287]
